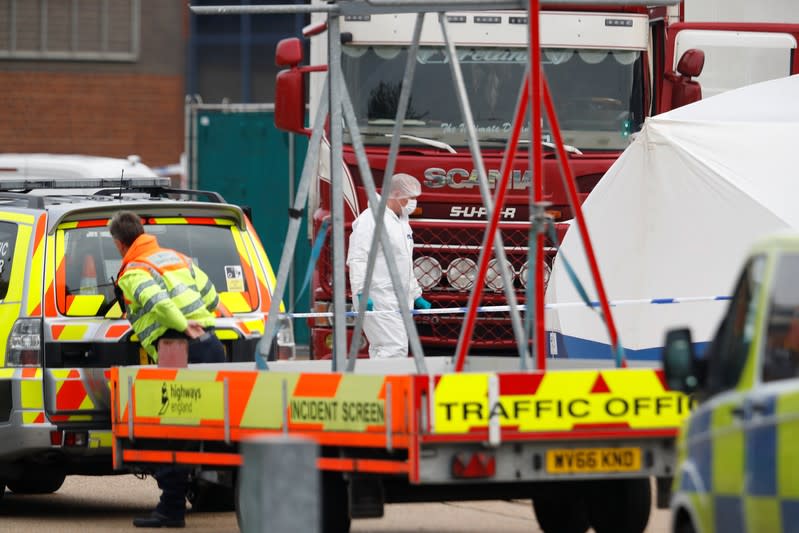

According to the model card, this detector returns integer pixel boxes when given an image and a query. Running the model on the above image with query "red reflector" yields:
[64,431,88,447]
[20,350,40,366]
[50,431,63,446]
[451,452,496,479]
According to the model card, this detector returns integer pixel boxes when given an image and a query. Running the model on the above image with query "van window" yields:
[0,221,18,301]
[704,255,765,395]
[56,220,259,316]
[763,253,799,382]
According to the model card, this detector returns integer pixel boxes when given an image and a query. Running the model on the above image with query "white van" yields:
[0,153,157,181]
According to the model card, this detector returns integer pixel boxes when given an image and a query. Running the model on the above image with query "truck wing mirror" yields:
[274,37,310,135]
[275,69,307,134]
[677,48,705,78]
[661,48,706,112]
[276,37,303,67]
[662,328,700,394]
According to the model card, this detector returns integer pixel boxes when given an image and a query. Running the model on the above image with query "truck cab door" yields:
[742,251,799,532]
[659,22,799,113]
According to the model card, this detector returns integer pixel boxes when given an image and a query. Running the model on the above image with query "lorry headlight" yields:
[414,256,442,290]
[7,318,41,367]
[447,258,477,291]
[518,261,551,289]
[486,258,510,292]
[276,317,296,360]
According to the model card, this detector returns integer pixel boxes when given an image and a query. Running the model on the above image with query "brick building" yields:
[0,0,186,168]
[1,0,307,169]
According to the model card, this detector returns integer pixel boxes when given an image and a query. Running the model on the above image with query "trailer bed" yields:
[110,356,689,485]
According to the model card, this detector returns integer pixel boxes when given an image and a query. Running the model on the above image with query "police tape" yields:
[283,295,732,319]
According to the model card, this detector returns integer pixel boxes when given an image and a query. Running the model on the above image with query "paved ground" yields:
[0,474,671,532]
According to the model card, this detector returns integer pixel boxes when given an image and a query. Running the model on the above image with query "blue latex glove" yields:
[414,296,432,310]
[357,293,374,311]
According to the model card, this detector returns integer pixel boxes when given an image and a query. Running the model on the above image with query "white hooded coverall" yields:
[347,206,421,358]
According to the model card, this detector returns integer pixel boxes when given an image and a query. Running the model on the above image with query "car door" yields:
[745,251,799,533]
[681,254,765,533]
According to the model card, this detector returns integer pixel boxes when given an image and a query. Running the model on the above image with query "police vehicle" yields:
[663,232,799,533]
[0,159,291,505]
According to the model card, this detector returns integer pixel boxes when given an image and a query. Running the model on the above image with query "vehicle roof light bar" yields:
[0,177,171,191]
[93,186,226,204]
[0,192,45,209]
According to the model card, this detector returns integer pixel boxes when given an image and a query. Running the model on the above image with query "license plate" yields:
[546,447,641,474]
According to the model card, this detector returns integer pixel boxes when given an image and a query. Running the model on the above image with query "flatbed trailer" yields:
[110,356,690,532]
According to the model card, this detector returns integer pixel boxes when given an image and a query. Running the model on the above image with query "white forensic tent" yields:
[545,74,799,361]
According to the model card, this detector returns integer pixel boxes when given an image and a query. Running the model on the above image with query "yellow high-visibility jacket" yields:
[117,234,218,361]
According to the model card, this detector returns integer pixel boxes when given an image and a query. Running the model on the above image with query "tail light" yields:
[276,317,296,360]
[6,318,41,367]
[451,452,496,479]
[64,431,88,447]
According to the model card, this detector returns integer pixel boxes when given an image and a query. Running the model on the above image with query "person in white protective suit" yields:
[347,173,432,358]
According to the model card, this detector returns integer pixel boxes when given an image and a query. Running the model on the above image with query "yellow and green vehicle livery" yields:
[663,232,799,533]
[0,172,291,501]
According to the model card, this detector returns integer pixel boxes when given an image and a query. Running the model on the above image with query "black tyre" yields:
[532,485,590,533]
[7,471,66,494]
[674,509,697,533]
[234,478,243,531]
[321,471,351,533]
[187,477,236,512]
[586,478,651,533]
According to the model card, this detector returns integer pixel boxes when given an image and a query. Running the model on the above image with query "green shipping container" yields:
[192,107,310,345]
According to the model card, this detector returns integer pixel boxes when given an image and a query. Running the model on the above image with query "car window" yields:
[57,220,259,316]
[0,221,18,301]
[704,255,765,395]
[762,253,799,383]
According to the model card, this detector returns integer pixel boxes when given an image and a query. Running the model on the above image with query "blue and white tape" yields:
[282,295,732,319]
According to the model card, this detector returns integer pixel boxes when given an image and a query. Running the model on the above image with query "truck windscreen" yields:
[341,45,645,151]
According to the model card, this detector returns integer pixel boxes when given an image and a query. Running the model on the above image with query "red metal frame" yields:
[453,72,531,370]
[455,0,623,370]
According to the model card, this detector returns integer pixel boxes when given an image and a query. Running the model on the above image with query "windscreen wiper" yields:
[485,138,583,155]
[386,134,457,154]
[358,119,457,153]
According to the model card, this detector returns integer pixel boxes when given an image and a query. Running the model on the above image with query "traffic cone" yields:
[79,255,98,295]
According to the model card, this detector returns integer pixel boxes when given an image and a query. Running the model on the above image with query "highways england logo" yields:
[157,382,203,416]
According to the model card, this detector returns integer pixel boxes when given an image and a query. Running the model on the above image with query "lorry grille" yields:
[316,220,555,348]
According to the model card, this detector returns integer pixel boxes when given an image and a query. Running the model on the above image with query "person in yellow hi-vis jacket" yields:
[109,210,225,529]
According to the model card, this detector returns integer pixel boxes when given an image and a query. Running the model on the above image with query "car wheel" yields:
[187,477,236,512]
[586,478,651,533]
[7,471,66,494]
[532,483,590,533]
[322,471,351,533]
[674,509,697,533]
